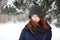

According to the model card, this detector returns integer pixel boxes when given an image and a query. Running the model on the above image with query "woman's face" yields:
[31,14,40,22]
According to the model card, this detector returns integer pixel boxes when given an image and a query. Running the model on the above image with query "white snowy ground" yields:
[0,20,60,40]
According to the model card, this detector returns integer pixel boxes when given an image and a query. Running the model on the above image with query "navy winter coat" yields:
[19,24,52,40]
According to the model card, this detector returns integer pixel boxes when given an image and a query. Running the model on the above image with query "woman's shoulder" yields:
[22,24,29,32]
[21,24,31,36]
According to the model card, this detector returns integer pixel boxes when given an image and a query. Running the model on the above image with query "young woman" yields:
[19,5,52,40]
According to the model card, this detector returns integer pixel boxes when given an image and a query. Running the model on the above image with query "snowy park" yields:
[0,20,60,40]
[0,0,60,40]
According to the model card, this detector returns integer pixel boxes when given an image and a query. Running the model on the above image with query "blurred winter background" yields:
[0,0,60,40]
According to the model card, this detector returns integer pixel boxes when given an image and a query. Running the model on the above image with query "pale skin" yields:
[31,14,40,22]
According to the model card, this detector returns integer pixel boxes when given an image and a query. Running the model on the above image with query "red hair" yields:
[27,16,51,34]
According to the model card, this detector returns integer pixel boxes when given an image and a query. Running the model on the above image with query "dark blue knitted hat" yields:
[29,5,44,18]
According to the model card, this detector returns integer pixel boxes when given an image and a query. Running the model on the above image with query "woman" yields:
[19,5,52,40]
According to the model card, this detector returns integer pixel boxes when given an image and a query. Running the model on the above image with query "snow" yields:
[0,21,28,40]
[0,20,60,40]
[7,0,15,6]
[51,24,60,40]
[50,19,60,40]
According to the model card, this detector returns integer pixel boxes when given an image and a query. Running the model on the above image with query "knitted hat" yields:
[29,5,44,18]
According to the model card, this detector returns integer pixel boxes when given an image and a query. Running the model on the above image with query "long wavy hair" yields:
[27,16,51,34]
